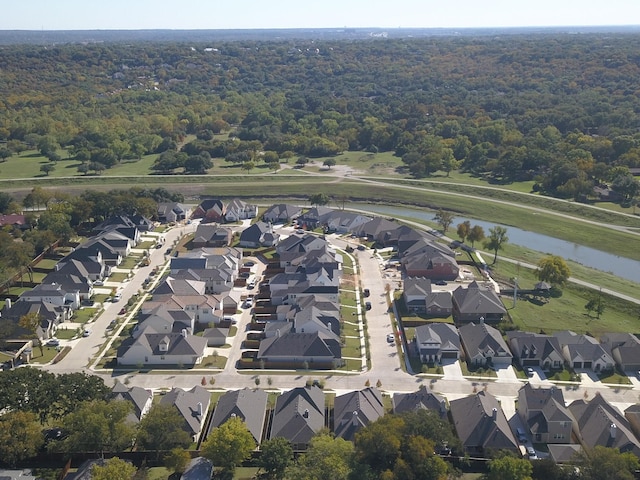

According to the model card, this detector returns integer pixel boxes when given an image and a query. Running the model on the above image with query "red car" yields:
[118,308,126,315]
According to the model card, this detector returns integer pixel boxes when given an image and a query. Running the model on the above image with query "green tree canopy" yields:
[536,255,571,287]
[136,403,192,456]
[484,455,533,480]
[484,226,509,264]
[90,457,137,480]
[259,437,293,480]
[575,446,639,480]
[433,209,454,233]
[0,411,44,467]
[201,416,256,473]
[287,433,354,480]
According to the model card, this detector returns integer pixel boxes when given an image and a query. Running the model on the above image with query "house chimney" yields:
[197,402,203,417]
[181,328,187,338]
[303,409,309,418]
[352,411,359,427]
[5,298,10,309]
[492,408,497,419]
[327,322,331,332]
[610,423,617,439]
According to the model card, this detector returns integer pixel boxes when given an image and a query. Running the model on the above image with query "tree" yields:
[575,446,639,480]
[287,433,354,480]
[55,400,136,456]
[90,457,137,480]
[201,416,256,474]
[7,241,35,285]
[484,455,532,480]
[184,153,213,174]
[137,404,192,457]
[484,226,509,264]
[164,447,192,475]
[0,411,44,467]
[241,160,255,174]
[19,312,44,356]
[457,221,471,242]
[433,209,454,233]
[0,147,12,162]
[354,415,404,473]
[536,255,571,287]
[585,291,605,319]
[0,367,57,423]
[53,372,110,420]
[0,192,13,214]
[468,225,485,248]
[296,156,309,167]
[259,437,293,479]
[309,193,330,206]
[323,158,336,169]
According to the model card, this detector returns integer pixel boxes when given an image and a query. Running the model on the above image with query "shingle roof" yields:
[452,281,506,315]
[111,380,152,423]
[450,391,518,452]
[209,388,268,443]
[459,322,512,361]
[270,386,325,445]
[161,386,211,437]
[392,388,447,417]
[333,388,384,441]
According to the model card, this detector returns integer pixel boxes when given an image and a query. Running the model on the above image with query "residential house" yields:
[160,386,211,443]
[392,387,448,418]
[59,245,112,280]
[402,252,460,281]
[333,388,385,441]
[624,404,640,442]
[192,224,233,248]
[209,388,268,443]
[257,331,342,369]
[202,327,229,347]
[414,323,460,364]
[355,217,398,242]
[507,331,564,370]
[569,393,640,456]
[180,457,214,480]
[553,331,614,372]
[268,271,340,306]
[133,304,195,338]
[0,214,29,231]
[1,297,68,339]
[42,269,92,301]
[158,202,190,223]
[517,383,574,444]
[323,211,372,234]
[403,277,452,317]
[449,391,519,455]
[193,199,226,222]
[458,322,513,369]
[269,386,325,449]
[110,380,153,424]
[224,198,258,222]
[452,281,506,324]
[547,444,582,464]
[600,333,640,372]
[238,221,279,248]
[21,283,80,311]
[117,326,208,367]
[93,230,135,257]
[296,206,333,230]
[262,203,302,223]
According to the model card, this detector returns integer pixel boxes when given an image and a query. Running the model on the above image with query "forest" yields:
[0,32,639,203]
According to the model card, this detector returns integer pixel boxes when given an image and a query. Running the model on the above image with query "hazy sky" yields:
[1,0,639,30]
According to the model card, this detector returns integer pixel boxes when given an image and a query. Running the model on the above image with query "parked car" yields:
[93,280,104,286]
[363,288,370,297]
[526,446,538,459]
[118,308,126,315]
[365,301,372,311]
[113,293,122,302]
[386,333,395,343]
[516,427,527,442]
[243,298,253,309]
[435,280,447,286]
[82,329,91,337]
[244,261,255,267]
[357,245,366,251]
[46,338,60,347]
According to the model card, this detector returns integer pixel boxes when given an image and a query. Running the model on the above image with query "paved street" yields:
[39,223,640,422]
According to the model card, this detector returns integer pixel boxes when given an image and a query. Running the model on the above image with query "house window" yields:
[161,356,165,360]
[202,309,209,314]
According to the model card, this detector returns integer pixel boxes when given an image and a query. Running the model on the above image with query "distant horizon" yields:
[2,0,640,31]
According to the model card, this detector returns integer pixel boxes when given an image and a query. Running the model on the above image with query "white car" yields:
[113,293,122,302]
[387,333,395,343]
[46,338,60,347]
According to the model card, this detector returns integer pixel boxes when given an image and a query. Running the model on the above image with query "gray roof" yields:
[270,386,325,445]
[452,281,506,316]
[547,444,582,464]
[415,323,460,355]
[450,391,518,452]
[333,388,385,441]
[180,457,214,480]
[569,393,640,455]
[458,322,512,362]
[118,326,208,359]
[392,387,447,418]
[258,331,341,360]
[160,386,211,437]
[111,380,152,423]
[153,277,207,296]
[263,203,302,221]
[507,331,563,363]
[209,388,268,443]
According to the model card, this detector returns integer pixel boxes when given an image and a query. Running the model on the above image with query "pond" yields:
[351,203,640,283]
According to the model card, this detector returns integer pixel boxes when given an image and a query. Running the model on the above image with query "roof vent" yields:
[492,407,497,419]
[303,409,309,418]
[611,423,617,439]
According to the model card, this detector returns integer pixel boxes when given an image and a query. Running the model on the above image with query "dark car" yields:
[365,301,372,311]
[363,288,370,297]
[357,245,366,251]
[435,280,447,286]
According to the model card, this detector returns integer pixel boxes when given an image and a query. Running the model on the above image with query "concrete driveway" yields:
[495,365,518,382]
[441,359,464,380]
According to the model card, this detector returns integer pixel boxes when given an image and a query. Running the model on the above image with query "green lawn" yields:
[201,355,227,369]
[108,272,129,282]
[29,346,59,364]
[72,307,99,324]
